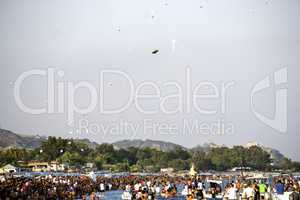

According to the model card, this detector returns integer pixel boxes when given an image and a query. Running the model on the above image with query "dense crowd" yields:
[0,174,183,200]
[0,174,299,200]
[0,175,101,200]
[182,175,300,200]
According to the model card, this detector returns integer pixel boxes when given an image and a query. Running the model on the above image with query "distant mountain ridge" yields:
[75,138,99,149]
[244,142,285,164]
[0,129,46,149]
[191,141,285,164]
[112,139,185,151]
[0,129,286,164]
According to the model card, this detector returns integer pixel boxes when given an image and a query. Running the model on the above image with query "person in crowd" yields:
[227,183,238,200]
[289,182,300,200]
[243,183,254,200]
[258,180,267,199]
[275,180,285,195]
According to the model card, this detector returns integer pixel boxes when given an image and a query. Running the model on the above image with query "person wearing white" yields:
[155,185,160,194]
[227,184,238,200]
[197,182,203,190]
[243,184,254,199]
[100,183,105,192]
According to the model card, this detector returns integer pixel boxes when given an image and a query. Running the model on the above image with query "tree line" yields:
[0,136,299,172]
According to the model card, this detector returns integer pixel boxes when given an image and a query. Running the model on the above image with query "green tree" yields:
[191,150,212,171]
[60,152,83,166]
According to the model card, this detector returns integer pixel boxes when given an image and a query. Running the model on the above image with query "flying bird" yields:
[152,49,159,54]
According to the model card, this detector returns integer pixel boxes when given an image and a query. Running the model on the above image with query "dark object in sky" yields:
[152,50,159,54]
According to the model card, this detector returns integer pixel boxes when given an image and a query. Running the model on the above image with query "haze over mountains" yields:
[0,129,46,149]
[112,139,185,151]
[0,128,285,163]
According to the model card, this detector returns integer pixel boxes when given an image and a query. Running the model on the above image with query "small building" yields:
[231,166,251,172]
[27,162,49,172]
[160,167,174,174]
[0,164,18,173]
[27,161,66,172]
[85,162,94,169]
[50,161,67,171]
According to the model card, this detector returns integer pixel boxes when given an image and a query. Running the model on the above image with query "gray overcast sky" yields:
[0,0,300,160]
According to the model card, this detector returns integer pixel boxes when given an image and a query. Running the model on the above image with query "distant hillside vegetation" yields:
[0,129,45,149]
[0,129,286,164]
[112,139,186,151]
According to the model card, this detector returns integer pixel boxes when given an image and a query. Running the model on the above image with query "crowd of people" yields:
[182,175,300,200]
[0,173,299,200]
[0,175,104,200]
[121,179,178,199]
[0,174,183,200]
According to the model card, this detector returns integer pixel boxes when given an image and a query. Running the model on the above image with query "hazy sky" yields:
[0,0,300,160]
